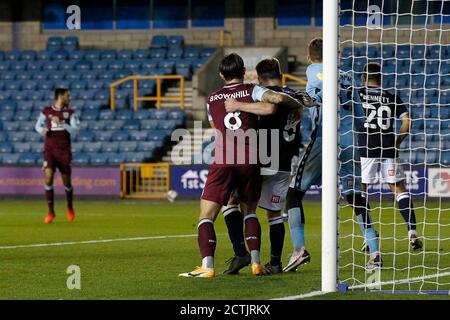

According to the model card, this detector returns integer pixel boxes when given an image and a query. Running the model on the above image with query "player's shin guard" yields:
[268,216,285,266]
[198,219,216,268]
[222,205,247,257]
[396,192,418,234]
[244,213,261,264]
[286,188,306,251]
[64,185,74,211]
[45,185,54,214]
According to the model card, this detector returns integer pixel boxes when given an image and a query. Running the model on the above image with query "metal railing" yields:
[110,75,185,111]
[220,30,232,47]
[282,73,308,86]
[120,163,170,199]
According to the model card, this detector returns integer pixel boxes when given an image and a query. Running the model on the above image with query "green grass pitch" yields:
[0,199,448,300]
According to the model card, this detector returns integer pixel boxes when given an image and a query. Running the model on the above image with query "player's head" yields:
[307,38,322,64]
[255,58,282,85]
[54,88,70,107]
[219,53,246,82]
[362,62,382,86]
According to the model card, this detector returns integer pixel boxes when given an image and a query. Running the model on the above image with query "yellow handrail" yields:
[220,30,232,47]
[110,75,185,111]
[282,73,308,86]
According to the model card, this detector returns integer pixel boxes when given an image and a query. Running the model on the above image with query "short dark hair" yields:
[308,38,323,62]
[363,62,382,84]
[219,53,245,81]
[54,87,69,100]
[255,58,282,80]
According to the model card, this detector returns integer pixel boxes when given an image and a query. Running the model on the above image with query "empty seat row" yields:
[341,45,450,59]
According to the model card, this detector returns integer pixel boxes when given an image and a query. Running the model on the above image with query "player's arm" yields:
[34,113,48,137]
[63,114,80,136]
[260,90,303,110]
[225,99,276,115]
[396,113,411,149]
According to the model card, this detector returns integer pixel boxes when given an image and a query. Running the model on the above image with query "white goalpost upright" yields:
[323,0,450,295]
[322,0,339,293]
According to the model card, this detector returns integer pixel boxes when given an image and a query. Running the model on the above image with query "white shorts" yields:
[361,157,406,184]
[258,170,290,212]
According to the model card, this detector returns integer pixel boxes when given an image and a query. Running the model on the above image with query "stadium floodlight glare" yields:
[324,0,450,295]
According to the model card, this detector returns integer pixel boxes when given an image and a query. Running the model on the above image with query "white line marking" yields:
[0,234,198,250]
[271,290,328,300]
[349,271,450,290]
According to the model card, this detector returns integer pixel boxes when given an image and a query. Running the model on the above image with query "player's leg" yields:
[179,167,232,278]
[57,151,75,221]
[222,193,250,275]
[258,172,289,274]
[383,158,422,250]
[237,165,263,276]
[44,167,56,223]
[283,140,321,272]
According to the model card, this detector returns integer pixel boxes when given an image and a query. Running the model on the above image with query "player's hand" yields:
[225,98,241,113]
[295,91,318,108]
[40,129,48,137]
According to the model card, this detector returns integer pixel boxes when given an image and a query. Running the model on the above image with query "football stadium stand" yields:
[0,35,218,166]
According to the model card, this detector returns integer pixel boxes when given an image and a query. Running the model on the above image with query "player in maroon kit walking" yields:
[35,88,80,224]
[179,53,304,278]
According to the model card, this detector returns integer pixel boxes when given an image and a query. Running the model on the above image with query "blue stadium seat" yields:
[148,130,167,142]
[168,35,184,48]
[124,60,141,70]
[47,37,63,51]
[75,60,92,71]
[76,131,96,142]
[158,120,176,130]
[426,45,441,59]
[84,100,103,110]
[71,80,88,90]
[25,132,42,144]
[90,153,110,165]
[441,120,450,131]
[48,71,65,81]
[0,142,13,153]
[167,48,184,59]
[140,119,159,130]
[30,142,44,153]
[168,109,184,120]
[73,153,90,166]
[137,141,156,152]
[94,89,110,101]
[13,90,28,101]
[395,45,410,59]
[4,80,20,91]
[22,121,36,132]
[81,70,99,81]
[425,61,439,74]
[14,142,31,153]
[8,131,26,142]
[2,153,20,165]
[71,142,84,153]
[129,131,148,141]
[0,61,11,71]
[184,47,200,59]
[29,91,45,101]
[119,141,138,153]
[132,109,151,120]
[115,109,133,120]
[411,45,426,59]
[100,49,117,60]
[87,80,104,90]
[11,61,28,71]
[95,131,114,142]
[108,120,124,131]
[123,119,140,130]
[149,109,168,120]
[141,60,158,69]
[111,131,129,142]
[65,71,82,81]
[118,49,134,60]
[150,49,166,60]
[92,60,110,71]
[89,121,105,131]
[84,141,102,153]
[63,36,79,51]
[58,60,76,71]
[37,51,52,61]
[0,91,12,101]
[101,142,120,153]
[66,52,83,62]
[21,80,38,91]
[150,35,168,49]
[126,152,148,163]
[98,110,115,121]
[131,49,149,60]
[16,110,32,121]
[17,100,35,111]
[51,50,69,61]
[0,132,6,142]
[4,50,21,61]
[108,153,126,165]
[21,50,37,61]
[108,60,124,70]
[1,71,15,80]
[193,58,208,71]
[81,110,99,121]
[84,51,100,60]
[3,121,19,131]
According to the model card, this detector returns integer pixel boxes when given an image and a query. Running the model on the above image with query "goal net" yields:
[333,0,450,294]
